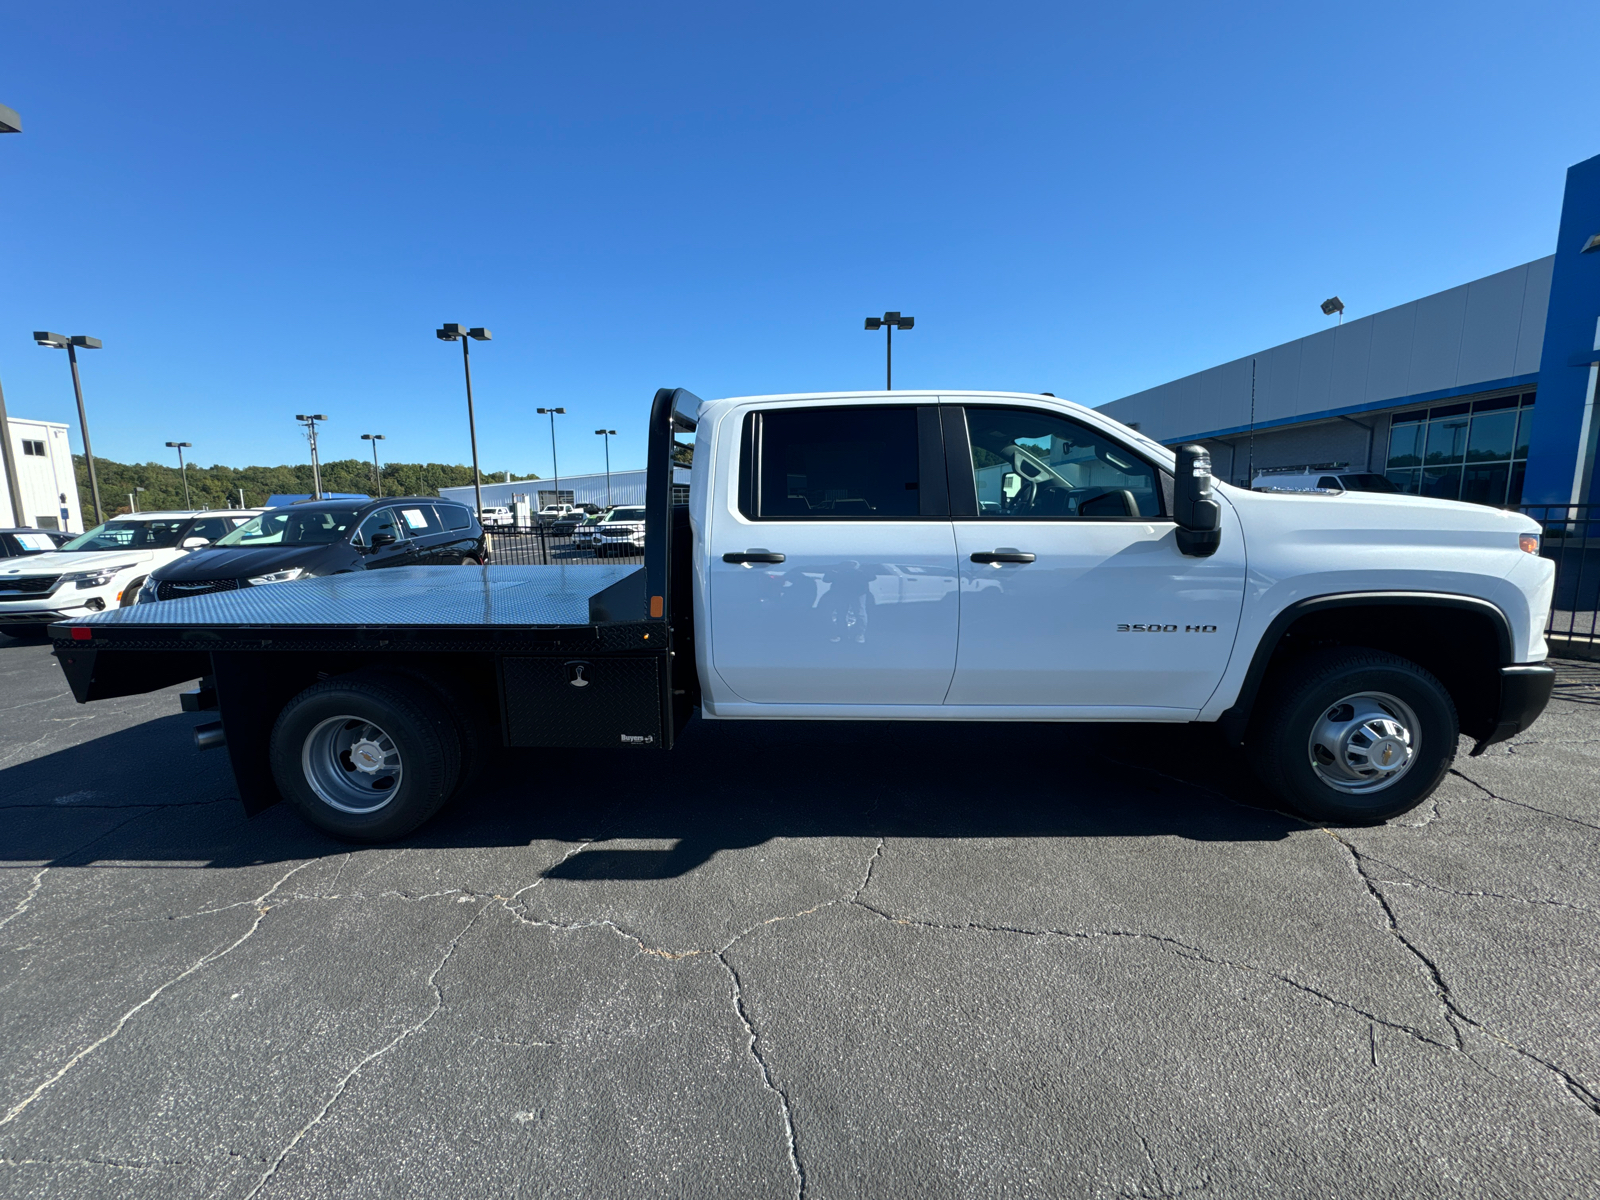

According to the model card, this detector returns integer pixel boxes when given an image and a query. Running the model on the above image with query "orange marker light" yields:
[1519,534,1540,555]
[650,595,664,618]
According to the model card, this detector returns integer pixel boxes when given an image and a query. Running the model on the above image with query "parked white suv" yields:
[0,510,257,639]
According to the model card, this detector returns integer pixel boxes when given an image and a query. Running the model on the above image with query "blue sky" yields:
[2,1,1598,479]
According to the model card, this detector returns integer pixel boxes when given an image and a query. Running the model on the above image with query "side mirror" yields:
[181,536,210,550]
[1173,444,1221,558]
[370,533,397,549]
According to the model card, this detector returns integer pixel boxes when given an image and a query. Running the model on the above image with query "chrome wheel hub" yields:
[302,716,404,814]
[1307,691,1419,794]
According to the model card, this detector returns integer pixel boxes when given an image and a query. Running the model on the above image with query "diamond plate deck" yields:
[67,564,643,629]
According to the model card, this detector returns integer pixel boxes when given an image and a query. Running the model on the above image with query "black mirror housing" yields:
[1174,444,1222,558]
[370,533,397,549]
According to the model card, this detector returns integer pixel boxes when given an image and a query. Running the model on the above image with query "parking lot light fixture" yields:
[295,414,329,500]
[361,433,387,497]
[595,428,616,506]
[35,331,105,525]
[165,442,193,508]
[437,324,492,520]
[864,311,914,390]
[537,408,567,512]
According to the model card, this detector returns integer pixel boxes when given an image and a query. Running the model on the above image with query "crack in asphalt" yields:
[1325,828,1600,1118]
[242,903,487,1200]
[1360,852,1599,918]
[0,868,47,932]
[1448,768,1600,832]
[0,860,315,1129]
[1104,747,1600,1120]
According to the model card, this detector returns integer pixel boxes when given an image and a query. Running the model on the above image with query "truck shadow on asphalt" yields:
[2,711,1306,874]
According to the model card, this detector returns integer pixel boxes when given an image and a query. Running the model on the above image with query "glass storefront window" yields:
[1465,410,1516,462]
[1382,393,1534,506]
[1424,418,1469,464]
[1461,461,1511,506]
[1387,422,1423,468]
[1420,464,1462,499]
[1514,407,1535,460]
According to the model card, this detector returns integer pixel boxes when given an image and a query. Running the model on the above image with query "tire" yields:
[270,673,462,842]
[1,624,49,641]
[380,665,498,804]
[458,556,478,566]
[1254,647,1458,823]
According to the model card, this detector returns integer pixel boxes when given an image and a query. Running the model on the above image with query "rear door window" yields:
[438,504,472,530]
[396,505,443,536]
[740,405,932,520]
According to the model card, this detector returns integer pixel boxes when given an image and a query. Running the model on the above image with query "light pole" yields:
[537,407,566,511]
[295,414,329,499]
[0,105,26,528]
[165,441,193,508]
[594,428,616,506]
[863,311,914,390]
[35,332,105,525]
[436,324,491,518]
[127,485,145,514]
[361,433,386,497]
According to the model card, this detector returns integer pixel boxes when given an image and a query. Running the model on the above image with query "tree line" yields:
[73,456,542,517]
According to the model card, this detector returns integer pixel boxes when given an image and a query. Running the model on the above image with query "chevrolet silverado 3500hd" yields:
[51,388,1555,840]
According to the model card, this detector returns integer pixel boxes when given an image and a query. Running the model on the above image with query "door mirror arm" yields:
[1173,444,1222,558]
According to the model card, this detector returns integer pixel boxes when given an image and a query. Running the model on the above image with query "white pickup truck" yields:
[50,389,1555,841]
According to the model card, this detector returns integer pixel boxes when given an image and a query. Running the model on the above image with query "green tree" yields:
[76,456,539,518]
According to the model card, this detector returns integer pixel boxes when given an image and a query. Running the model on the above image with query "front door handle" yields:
[724,550,786,565]
[970,551,1035,564]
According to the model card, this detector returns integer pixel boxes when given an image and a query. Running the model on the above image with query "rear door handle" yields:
[970,551,1035,564]
[724,550,786,564]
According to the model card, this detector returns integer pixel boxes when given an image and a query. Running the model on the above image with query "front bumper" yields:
[1470,663,1556,755]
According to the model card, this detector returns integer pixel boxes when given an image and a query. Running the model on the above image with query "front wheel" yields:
[1254,647,1458,823]
[270,673,462,841]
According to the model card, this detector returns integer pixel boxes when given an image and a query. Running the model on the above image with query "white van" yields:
[1252,469,1400,495]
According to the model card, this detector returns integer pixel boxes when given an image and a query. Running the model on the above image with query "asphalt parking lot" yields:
[2,637,1598,1199]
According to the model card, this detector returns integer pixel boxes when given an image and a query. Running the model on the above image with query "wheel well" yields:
[1240,602,1505,743]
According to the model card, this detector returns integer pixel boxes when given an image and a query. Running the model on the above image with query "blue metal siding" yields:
[1524,153,1600,505]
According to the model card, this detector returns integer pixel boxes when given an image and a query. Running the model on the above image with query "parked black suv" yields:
[138,498,484,603]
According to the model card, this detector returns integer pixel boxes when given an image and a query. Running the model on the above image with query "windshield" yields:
[1339,473,1401,493]
[215,507,363,547]
[59,519,190,552]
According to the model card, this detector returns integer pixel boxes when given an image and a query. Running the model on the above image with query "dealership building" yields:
[1098,151,1600,510]
[439,466,692,515]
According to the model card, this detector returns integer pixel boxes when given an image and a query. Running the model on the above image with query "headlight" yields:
[63,567,122,589]
[247,567,306,586]
[135,578,160,604]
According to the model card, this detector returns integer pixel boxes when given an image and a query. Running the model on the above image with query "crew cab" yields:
[50,389,1555,842]
[1,510,256,639]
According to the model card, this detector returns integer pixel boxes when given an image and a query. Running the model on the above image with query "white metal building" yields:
[1,417,85,533]
[439,467,692,513]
